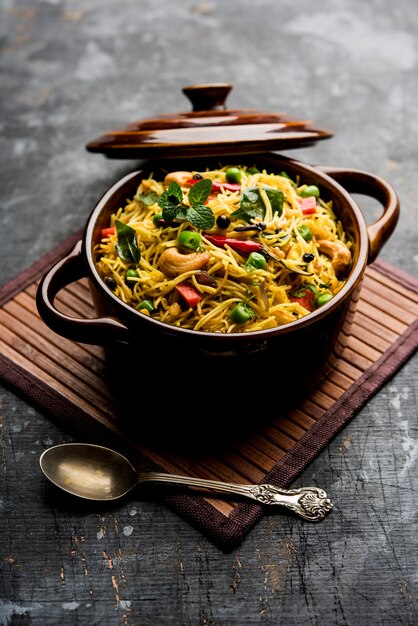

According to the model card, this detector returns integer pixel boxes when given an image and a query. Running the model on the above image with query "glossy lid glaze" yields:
[85,83,333,159]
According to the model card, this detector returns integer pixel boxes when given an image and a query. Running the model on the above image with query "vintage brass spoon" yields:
[39,443,333,522]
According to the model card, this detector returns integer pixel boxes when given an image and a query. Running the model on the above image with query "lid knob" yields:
[182,83,232,111]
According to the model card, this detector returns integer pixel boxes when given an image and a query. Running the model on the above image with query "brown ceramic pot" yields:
[36,153,399,411]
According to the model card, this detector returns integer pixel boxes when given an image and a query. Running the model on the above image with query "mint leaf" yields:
[137,191,158,206]
[176,204,189,221]
[158,192,176,212]
[187,203,216,230]
[188,178,212,206]
[158,182,183,211]
[166,181,183,204]
[162,205,177,223]
[157,178,215,228]
[232,186,283,223]
[115,220,140,264]
[158,182,184,223]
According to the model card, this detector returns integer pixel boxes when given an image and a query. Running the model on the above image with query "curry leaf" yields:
[265,188,284,215]
[115,220,141,264]
[188,178,213,206]
[232,186,284,223]
[232,187,264,222]
[187,203,215,230]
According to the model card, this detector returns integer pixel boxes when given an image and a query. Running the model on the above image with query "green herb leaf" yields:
[161,204,179,223]
[157,182,184,223]
[157,178,216,228]
[166,181,183,204]
[187,203,216,230]
[292,284,319,298]
[305,284,320,294]
[232,188,263,222]
[158,182,183,211]
[188,178,213,206]
[292,287,308,298]
[176,204,189,221]
[115,220,141,264]
[136,191,159,206]
[265,188,284,215]
[232,186,283,223]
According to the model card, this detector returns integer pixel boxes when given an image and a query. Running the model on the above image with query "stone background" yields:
[1,1,417,624]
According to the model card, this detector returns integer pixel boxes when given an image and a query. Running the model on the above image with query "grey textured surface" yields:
[1,1,417,625]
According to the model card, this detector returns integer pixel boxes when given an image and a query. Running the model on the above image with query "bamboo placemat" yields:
[1,231,418,551]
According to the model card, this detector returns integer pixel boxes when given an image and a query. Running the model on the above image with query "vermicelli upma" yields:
[94,165,352,333]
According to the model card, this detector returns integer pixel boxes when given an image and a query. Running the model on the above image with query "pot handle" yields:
[36,240,130,345]
[316,166,400,264]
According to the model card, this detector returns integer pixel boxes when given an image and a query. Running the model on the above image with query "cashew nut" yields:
[317,239,351,273]
[168,302,181,317]
[159,247,210,277]
[164,171,193,186]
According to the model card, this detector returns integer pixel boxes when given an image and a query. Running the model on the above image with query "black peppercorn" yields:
[216,215,231,229]
[193,173,203,180]
[104,276,117,290]
[302,253,315,263]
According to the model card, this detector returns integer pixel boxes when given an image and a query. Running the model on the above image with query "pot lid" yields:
[86,83,333,159]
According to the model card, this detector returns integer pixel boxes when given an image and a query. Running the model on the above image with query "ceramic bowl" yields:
[36,154,399,400]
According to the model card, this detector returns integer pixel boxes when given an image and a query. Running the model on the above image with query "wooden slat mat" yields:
[1,232,418,551]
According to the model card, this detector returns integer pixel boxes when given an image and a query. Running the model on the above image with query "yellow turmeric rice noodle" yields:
[95,165,353,333]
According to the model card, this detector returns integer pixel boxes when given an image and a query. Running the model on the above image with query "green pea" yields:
[126,269,139,282]
[153,212,164,227]
[135,299,154,313]
[245,252,267,271]
[247,166,260,175]
[229,302,254,324]
[225,167,242,184]
[316,293,333,307]
[297,225,313,241]
[300,185,320,198]
[177,230,202,251]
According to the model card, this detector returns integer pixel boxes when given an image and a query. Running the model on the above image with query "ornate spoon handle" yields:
[138,473,333,522]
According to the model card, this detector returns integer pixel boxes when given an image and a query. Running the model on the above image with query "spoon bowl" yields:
[40,443,138,500]
[39,443,333,521]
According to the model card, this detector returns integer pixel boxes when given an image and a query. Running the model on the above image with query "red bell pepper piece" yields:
[205,193,217,205]
[175,283,202,307]
[289,289,316,311]
[205,234,280,261]
[299,196,317,215]
[211,181,241,193]
[101,226,116,238]
[205,234,263,255]
[186,179,240,193]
